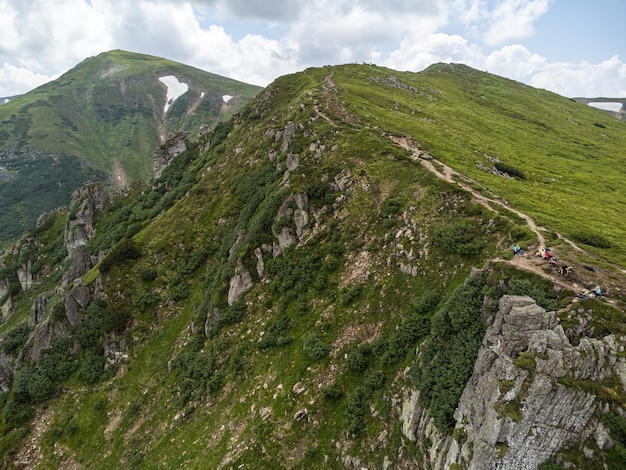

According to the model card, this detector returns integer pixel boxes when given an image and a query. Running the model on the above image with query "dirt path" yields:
[391,135,546,246]
[389,135,625,302]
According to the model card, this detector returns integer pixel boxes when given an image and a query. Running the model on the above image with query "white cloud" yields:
[527,55,626,97]
[485,44,547,79]
[482,0,552,45]
[385,33,486,72]
[0,64,54,97]
[0,0,622,99]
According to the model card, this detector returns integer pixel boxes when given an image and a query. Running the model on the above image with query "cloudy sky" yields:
[1,0,624,98]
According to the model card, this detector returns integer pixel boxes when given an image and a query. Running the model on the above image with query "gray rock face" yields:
[0,167,13,183]
[65,182,108,255]
[29,292,52,328]
[281,121,297,153]
[64,285,90,327]
[0,277,11,319]
[445,295,621,469]
[228,261,253,306]
[271,193,311,257]
[254,247,265,278]
[62,245,95,287]
[154,132,189,179]
[286,153,300,171]
[17,316,72,366]
[17,261,33,291]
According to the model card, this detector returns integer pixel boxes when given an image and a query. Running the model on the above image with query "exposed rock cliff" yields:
[444,295,624,469]
[153,132,189,179]
[65,183,108,255]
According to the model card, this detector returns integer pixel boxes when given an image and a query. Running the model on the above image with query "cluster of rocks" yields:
[400,295,626,469]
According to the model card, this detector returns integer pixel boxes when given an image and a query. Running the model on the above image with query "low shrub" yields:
[570,230,611,248]
[321,383,344,400]
[345,387,367,435]
[434,220,483,257]
[2,323,31,355]
[303,334,331,360]
[100,238,141,273]
[494,161,525,179]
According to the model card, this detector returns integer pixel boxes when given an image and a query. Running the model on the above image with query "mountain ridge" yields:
[0,61,625,469]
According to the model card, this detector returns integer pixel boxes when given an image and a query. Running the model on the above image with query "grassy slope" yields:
[338,63,626,265]
[0,64,624,469]
[0,50,262,242]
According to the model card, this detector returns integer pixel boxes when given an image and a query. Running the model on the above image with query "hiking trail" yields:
[390,135,625,303]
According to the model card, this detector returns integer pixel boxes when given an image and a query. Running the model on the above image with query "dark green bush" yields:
[365,370,385,390]
[303,334,331,360]
[102,307,131,334]
[306,181,335,206]
[76,354,106,384]
[131,290,160,309]
[100,238,141,273]
[570,230,611,248]
[494,161,525,179]
[2,323,31,355]
[339,284,362,306]
[537,460,567,470]
[381,197,403,218]
[321,383,344,400]
[345,386,369,435]
[413,273,487,432]
[3,400,33,428]
[75,301,105,348]
[346,347,369,373]
[412,291,441,315]
[139,267,158,282]
[507,278,559,311]
[434,220,483,257]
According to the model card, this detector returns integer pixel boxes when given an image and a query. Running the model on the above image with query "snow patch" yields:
[223,95,233,104]
[588,102,623,112]
[159,75,189,114]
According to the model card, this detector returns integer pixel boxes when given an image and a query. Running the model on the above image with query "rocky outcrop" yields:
[228,261,253,306]
[29,292,52,328]
[281,121,297,153]
[0,277,11,320]
[17,261,33,291]
[17,315,73,366]
[271,193,311,257]
[64,285,90,327]
[153,132,189,179]
[0,167,13,183]
[401,389,452,468]
[62,245,95,287]
[445,295,624,469]
[65,182,108,255]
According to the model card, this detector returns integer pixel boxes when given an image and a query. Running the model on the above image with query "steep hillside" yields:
[0,50,262,242]
[0,63,625,469]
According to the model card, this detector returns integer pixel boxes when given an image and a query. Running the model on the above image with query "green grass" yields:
[1,62,626,468]
[0,50,262,242]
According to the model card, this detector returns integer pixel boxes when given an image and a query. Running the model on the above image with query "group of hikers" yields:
[531,245,573,276]
[513,243,607,299]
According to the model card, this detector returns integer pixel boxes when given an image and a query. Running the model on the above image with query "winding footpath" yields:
[390,135,625,300]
